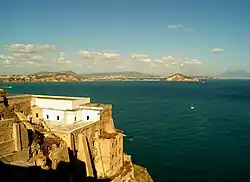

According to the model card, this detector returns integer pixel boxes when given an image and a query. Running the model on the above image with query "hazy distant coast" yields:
[0,71,213,83]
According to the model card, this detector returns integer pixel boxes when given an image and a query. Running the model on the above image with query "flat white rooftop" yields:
[32,94,90,101]
[7,94,90,101]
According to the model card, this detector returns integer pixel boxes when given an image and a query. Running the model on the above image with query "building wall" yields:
[72,98,91,109]
[32,97,91,111]
[42,109,65,122]
[33,98,73,110]
[31,107,43,123]
[65,110,82,124]
[82,109,100,122]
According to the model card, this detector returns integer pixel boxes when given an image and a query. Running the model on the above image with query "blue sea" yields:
[1,80,250,182]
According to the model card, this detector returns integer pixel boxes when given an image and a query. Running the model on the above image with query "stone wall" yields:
[0,119,29,162]
[0,119,15,156]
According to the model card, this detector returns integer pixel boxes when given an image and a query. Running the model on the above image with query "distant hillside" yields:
[161,73,200,82]
[218,70,250,79]
[0,71,161,83]
[32,71,77,77]
[81,71,159,78]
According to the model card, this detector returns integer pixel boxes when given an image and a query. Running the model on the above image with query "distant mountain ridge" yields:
[81,71,159,77]
[218,69,250,79]
[32,71,77,76]
[0,71,213,82]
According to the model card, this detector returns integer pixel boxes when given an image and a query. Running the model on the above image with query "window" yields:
[46,115,49,119]
[74,117,76,121]
[0,114,4,120]
[87,116,89,120]
[57,116,60,120]
[36,113,39,118]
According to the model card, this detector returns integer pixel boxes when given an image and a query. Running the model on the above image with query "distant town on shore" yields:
[0,69,250,83]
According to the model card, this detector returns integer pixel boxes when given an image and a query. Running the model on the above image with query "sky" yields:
[0,0,250,76]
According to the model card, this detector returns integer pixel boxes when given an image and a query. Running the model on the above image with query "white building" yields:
[31,95,103,125]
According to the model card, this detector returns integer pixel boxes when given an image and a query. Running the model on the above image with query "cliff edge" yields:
[133,164,153,182]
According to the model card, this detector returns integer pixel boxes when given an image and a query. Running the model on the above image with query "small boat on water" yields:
[3,86,12,89]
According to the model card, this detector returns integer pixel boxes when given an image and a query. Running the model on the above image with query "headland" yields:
[0,88,153,182]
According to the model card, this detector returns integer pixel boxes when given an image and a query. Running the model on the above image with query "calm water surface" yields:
[1,80,250,182]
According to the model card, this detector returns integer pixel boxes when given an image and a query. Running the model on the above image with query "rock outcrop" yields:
[133,164,153,182]
[162,73,199,82]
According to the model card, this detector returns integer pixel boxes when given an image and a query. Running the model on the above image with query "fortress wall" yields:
[72,122,101,176]
[98,138,111,176]
[98,131,124,178]
[100,105,116,134]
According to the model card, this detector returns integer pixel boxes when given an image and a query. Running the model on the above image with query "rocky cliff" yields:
[162,73,199,82]
[133,165,153,182]
[0,88,154,181]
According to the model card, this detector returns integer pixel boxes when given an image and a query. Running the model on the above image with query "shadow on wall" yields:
[0,148,111,182]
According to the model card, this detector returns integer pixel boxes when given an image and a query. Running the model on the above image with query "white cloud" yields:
[78,50,101,58]
[78,50,120,61]
[0,54,12,60]
[171,62,178,65]
[211,47,224,53]
[183,59,202,65]
[26,61,35,64]
[137,58,151,63]
[161,56,175,61]
[131,53,151,63]
[168,24,183,29]
[102,52,120,60]
[131,53,148,59]
[0,54,14,66]
[1,44,204,74]
[56,52,72,64]
[4,44,58,53]
[153,59,164,63]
